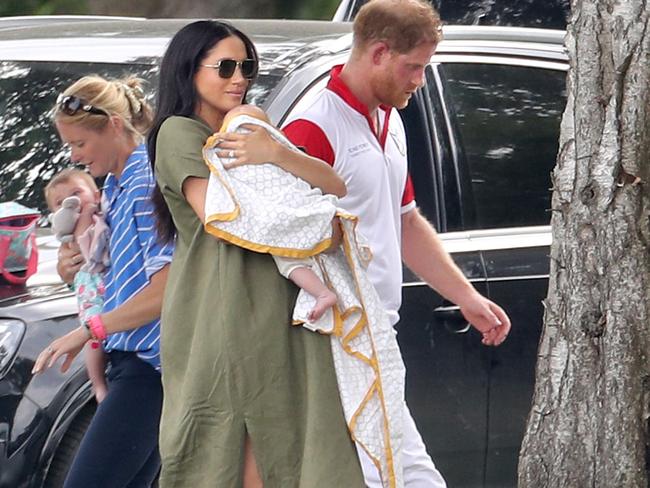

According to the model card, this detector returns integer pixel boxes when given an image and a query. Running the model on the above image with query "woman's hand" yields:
[214,125,346,197]
[57,241,84,284]
[216,124,279,169]
[31,326,89,374]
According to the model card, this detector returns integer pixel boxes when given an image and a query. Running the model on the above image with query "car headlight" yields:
[0,319,26,378]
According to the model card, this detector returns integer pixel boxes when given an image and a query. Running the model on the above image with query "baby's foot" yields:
[308,289,337,321]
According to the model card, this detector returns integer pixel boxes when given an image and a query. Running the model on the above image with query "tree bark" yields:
[519,1,650,487]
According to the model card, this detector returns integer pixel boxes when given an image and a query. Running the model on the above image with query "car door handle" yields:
[433,305,471,334]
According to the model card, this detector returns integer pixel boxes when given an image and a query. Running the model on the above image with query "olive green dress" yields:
[155,116,364,488]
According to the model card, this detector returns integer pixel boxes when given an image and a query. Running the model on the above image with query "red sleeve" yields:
[401,174,415,207]
[283,119,335,166]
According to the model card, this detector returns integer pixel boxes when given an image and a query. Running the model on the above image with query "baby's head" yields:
[45,169,99,212]
[222,104,271,128]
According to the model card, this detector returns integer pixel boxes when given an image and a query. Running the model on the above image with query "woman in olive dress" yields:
[148,20,365,488]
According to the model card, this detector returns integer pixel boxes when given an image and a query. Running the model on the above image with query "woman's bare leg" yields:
[243,434,263,488]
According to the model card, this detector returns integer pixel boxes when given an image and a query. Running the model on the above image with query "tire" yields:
[43,404,96,488]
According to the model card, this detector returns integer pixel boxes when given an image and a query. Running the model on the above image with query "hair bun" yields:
[121,81,144,116]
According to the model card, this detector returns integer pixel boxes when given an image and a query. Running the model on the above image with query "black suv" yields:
[0,17,566,487]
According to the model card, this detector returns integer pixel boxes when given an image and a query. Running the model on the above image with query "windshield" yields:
[0,60,281,215]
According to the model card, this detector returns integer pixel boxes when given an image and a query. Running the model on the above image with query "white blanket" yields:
[203,114,406,488]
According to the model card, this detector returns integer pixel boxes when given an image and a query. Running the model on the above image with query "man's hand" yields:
[57,241,84,284]
[458,292,511,346]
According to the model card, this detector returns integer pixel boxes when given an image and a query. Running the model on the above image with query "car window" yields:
[0,60,283,216]
[441,63,566,230]
[0,61,157,215]
[398,83,446,232]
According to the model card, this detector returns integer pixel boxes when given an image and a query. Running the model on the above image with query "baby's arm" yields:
[274,257,337,322]
[85,345,108,403]
[287,267,337,322]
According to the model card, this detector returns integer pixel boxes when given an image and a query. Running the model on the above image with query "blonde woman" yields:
[33,75,174,488]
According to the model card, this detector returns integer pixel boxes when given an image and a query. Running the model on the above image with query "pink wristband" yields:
[88,315,108,341]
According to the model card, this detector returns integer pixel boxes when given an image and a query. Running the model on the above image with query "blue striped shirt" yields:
[101,144,174,370]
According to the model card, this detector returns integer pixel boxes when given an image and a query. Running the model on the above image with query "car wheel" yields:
[43,404,96,488]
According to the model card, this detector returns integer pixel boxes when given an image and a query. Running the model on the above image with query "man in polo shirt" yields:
[283,0,512,486]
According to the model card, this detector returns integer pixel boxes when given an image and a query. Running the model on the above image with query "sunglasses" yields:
[57,94,108,116]
[201,59,257,79]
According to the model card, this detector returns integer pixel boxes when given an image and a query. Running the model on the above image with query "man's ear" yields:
[370,41,390,65]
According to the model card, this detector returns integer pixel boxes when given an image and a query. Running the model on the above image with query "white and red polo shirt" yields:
[284,65,416,325]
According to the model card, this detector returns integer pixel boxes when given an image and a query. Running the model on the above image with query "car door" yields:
[439,59,567,486]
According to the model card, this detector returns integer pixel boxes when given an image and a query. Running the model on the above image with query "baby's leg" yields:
[288,267,337,321]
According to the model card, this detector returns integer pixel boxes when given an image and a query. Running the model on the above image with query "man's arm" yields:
[401,208,511,346]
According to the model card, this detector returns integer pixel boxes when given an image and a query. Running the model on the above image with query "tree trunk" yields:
[518,1,650,486]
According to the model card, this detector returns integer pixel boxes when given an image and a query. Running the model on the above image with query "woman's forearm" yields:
[100,265,169,333]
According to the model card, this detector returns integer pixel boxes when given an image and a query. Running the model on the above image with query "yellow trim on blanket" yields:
[335,211,374,265]
[203,134,242,222]
[203,222,333,259]
[349,379,379,436]
[349,380,386,482]
[282,217,398,488]
[293,305,346,336]
[203,132,335,259]
[340,222,397,488]
[333,305,344,337]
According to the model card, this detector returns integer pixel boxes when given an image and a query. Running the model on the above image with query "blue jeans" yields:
[64,351,163,488]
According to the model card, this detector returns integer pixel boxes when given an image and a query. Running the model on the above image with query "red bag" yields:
[0,202,40,285]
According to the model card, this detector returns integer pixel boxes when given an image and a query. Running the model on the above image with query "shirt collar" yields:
[103,143,147,198]
[326,65,392,147]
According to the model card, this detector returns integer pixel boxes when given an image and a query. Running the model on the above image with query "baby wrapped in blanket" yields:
[203,105,407,488]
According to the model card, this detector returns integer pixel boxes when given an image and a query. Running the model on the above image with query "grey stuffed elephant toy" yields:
[50,196,80,243]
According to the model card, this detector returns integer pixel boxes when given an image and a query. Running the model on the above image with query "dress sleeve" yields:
[155,116,214,196]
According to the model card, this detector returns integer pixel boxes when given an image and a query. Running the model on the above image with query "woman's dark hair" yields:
[148,20,259,243]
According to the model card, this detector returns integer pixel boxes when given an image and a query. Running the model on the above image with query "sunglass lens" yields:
[241,60,256,79]
[218,60,237,79]
[61,96,81,115]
